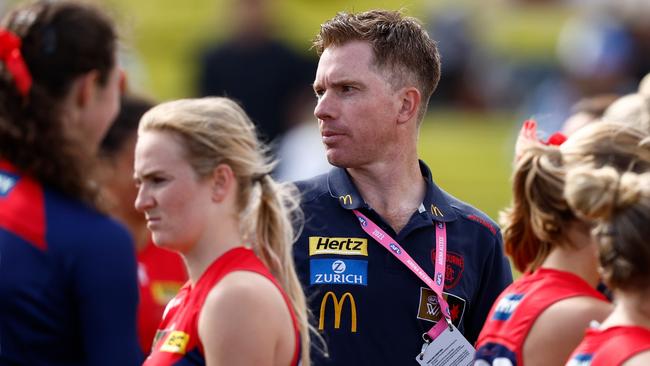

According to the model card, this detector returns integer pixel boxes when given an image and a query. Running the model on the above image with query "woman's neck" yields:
[602,290,650,329]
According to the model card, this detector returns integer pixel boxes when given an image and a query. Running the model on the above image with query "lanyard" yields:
[352,209,452,341]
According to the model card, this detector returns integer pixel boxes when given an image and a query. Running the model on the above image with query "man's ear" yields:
[210,164,235,203]
[73,70,100,108]
[396,87,421,124]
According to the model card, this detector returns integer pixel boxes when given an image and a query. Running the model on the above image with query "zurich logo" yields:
[332,260,346,274]
[358,216,368,227]
[389,243,401,255]
[436,273,443,286]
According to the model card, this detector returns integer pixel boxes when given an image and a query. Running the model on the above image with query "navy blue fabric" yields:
[294,161,513,365]
[0,173,141,365]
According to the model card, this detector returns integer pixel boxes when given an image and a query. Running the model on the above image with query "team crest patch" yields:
[431,250,464,289]
[416,287,466,326]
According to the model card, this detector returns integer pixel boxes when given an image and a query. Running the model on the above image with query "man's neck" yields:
[348,159,425,234]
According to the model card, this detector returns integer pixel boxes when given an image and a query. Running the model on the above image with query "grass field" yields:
[419,110,515,221]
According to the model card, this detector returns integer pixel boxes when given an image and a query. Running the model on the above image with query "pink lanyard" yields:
[352,209,452,341]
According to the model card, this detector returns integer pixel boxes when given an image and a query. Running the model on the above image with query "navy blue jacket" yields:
[294,162,513,365]
[0,163,142,365]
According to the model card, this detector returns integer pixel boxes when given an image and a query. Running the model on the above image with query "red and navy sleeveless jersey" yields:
[0,161,141,365]
[567,326,650,366]
[475,268,608,366]
[293,162,513,365]
[138,239,187,354]
[143,246,300,366]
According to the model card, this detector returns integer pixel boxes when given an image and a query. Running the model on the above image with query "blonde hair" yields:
[139,97,312,365]
[601,93,650,133]
[500,142,575,272]
[565,166,650,292]
[561,122,650,172]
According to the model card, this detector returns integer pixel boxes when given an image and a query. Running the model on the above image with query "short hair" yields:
[313,9,440,122]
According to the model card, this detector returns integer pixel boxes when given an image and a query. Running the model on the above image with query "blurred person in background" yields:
[197,0,315,146]
[564,132,650,366]
[99,94,187,355]
[474,120,612,366]
[136,97,312,366]
[295,9,512,365]
[0,1,141,365]
[560,94,618,136]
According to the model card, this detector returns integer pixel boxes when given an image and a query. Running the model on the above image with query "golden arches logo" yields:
[339,195,353,205]
[431,204,444,217]
[319,291,357,332]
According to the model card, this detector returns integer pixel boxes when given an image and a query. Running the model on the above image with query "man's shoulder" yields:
[441,190,500,238]
[294,172,331,205]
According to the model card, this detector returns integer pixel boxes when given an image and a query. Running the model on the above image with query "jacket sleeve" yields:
[73,220,143,365]
[464,228,513,344]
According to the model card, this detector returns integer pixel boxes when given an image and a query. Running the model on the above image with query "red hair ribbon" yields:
[0,29,32,97]
[515,119,567,160]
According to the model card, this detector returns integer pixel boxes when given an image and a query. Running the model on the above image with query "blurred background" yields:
[6,0,649,222]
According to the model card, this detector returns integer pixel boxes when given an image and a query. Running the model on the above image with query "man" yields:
[293,10,513,365]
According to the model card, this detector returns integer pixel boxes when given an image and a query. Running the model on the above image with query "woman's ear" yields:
[68,70,101,109]
[210,164,235,203]
[396,86,421,124]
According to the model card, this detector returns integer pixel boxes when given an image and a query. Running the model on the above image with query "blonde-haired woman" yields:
[136,97,311,366]
[474,121,611,366]
[563,136,650,365]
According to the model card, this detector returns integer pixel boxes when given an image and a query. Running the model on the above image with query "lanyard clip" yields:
[419,333,431,361]
[445,316,453,332]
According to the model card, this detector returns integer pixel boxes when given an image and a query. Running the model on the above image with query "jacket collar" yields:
[326,160,458,222]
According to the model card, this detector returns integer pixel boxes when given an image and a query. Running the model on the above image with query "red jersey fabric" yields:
[474,268,608,366]
[142,246,300,366]
[138,240,187,354]
[566,325,650,366]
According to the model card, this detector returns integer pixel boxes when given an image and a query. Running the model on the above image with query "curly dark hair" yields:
[0,1,116,205]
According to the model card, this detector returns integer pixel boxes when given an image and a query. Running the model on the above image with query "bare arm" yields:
[523,296,612,366]
[198,271,295,366]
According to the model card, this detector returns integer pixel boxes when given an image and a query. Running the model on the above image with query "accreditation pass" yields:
[416,324,475,366]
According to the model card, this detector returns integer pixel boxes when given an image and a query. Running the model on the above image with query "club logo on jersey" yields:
[566,353,593,366]
[309,237,368,256]
[493,293,524,321]
[157,330,190,355]
[339,195,353,206]
[319,291,357,332]
[0,172,18,197]
[310,259,368,286]
[417,287,466,326]
[431,250,465,289]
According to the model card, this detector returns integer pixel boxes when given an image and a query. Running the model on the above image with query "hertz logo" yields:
[319,291,357,332]
[309,237,368,256]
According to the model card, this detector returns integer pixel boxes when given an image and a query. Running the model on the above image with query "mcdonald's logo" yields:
[339,195,353,205]
[319,291,357,332]
[431,204,444,217]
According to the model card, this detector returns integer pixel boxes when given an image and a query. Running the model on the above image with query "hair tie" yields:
[514,119,567,161]
[0,29,33,97]
[252,173,268,183]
